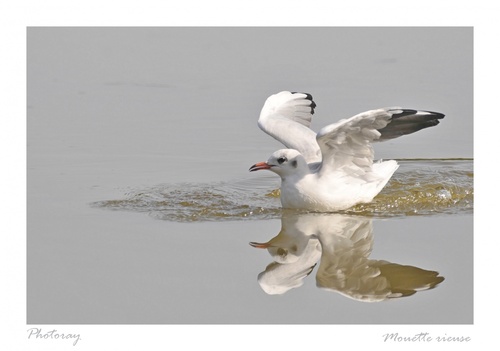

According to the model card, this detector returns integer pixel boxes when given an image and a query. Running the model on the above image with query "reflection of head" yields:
[249,211,318,264]
[257,238,321,295]
[251,212,444,301]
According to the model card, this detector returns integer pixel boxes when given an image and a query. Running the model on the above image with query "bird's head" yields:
[249,149,308,179]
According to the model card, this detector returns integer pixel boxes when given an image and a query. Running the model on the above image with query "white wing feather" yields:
[258,91,321,163]
[258,92,444,180]
[316,109,393,177]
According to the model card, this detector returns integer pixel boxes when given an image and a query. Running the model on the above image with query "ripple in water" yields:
[91,160,473,222]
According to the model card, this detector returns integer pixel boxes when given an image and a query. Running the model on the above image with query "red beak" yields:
[249,162,271,172]
[249,241,272,248]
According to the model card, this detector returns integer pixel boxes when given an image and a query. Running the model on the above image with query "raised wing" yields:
[258,91,321,163]
[377,109,445,140]
[316,109,391,176]
[315,107,444,176]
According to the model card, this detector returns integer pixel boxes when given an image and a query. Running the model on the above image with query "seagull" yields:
[249,91,445,211]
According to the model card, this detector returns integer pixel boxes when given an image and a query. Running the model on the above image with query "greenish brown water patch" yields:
[92,159,473,222]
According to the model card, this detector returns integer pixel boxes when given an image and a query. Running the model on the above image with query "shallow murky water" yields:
[88,158,473,306]
[93,159,473,221]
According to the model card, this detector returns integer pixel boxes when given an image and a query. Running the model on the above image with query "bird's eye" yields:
[277,156,287,164]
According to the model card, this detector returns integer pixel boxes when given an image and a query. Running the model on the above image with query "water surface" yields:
[93,159,473,221]
[27,27,473,324]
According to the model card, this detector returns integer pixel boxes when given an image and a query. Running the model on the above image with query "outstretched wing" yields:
[258,91,321,163]
[316,108,444,176]
[377,108,445,140]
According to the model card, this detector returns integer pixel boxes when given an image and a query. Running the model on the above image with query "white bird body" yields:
[273,152,398,211]
[249,91,444,211]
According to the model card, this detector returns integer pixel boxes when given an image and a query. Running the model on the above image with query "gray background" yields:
[27,27,472,324]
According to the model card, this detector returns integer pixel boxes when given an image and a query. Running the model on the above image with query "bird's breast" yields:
[280,175,323,210]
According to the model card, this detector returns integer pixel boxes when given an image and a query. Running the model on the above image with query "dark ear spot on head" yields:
[291,160,297,168]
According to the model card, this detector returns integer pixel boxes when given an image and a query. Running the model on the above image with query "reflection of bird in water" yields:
[249,91,444,211]
[250,214,321,295]
[250,212,444,302]
[250,240,320,295]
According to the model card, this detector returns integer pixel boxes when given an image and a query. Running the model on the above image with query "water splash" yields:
[346,160,473,216]
[92,159,473,222]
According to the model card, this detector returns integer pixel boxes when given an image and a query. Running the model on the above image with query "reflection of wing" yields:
[250,212,445,300]
[315,215,444,302]
[316,108,445,177]
[318,258,444,302]
[258,91,320,162]
[250,211,322,295]
[374,262,445,298]
[256,238,321,295]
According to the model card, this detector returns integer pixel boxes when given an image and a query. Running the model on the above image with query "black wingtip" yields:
[423,110,445,119]
[378,109,446,140]
[291,91,316,114]
[391,109,445,121]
